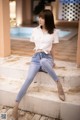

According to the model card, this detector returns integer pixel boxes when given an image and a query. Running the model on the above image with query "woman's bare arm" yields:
[50,44,54,59]
[50,43,58,58]
[50,43,58,67]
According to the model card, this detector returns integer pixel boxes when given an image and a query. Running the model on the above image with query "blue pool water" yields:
[10,27,33,39]
[10,27,71,40]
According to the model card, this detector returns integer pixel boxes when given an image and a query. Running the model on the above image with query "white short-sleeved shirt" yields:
[30,26,59,54]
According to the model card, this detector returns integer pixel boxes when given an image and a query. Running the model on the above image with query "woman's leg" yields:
[40,58,65,101]
[11,63,40,120]
[16,63,40,102]
[40,58,58,81]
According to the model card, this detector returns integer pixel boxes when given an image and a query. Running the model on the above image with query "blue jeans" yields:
[16,52,59,102]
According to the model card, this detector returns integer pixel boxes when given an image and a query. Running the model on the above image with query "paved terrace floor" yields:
[0,105,59,120]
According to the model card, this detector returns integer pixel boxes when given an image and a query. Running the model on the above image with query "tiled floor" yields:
[0,105,58,120]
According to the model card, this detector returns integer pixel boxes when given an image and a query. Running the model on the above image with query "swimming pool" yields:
[10,27,33,40]
[10,27,76,41]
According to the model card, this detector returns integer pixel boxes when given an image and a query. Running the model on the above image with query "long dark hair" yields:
[39,9,55,34]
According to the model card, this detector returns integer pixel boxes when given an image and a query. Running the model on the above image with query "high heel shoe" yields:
[10,107,18,120]
[56,80,65,101]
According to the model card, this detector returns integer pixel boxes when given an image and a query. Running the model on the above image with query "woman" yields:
[11,9,65,120]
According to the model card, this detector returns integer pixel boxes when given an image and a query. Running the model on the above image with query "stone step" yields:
[0,55,80,91]
[0,77,80,120]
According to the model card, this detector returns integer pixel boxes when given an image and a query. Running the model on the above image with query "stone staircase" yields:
[0,55,80,120]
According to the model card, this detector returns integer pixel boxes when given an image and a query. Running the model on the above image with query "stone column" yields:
[77,20,80,67]
[51,0,58,25]
[0,0,11,57]
[22,0,32,25]
[16,0,23,26]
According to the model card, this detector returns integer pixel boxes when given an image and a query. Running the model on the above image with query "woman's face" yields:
[38,17,45,27]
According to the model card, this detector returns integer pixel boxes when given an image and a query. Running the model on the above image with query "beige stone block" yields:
[60,102,80,120]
